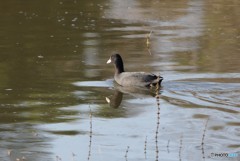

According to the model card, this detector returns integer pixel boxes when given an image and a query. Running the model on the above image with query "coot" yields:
[107,53,163,87]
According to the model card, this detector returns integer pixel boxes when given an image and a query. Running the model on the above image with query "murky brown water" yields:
[0,0,239,161]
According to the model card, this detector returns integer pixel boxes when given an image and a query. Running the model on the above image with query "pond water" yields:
[0,0,240,161]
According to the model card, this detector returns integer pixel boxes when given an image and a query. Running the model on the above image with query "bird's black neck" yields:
[115,58,124,74]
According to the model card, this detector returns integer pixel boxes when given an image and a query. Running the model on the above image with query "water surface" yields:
[0,0,239,161]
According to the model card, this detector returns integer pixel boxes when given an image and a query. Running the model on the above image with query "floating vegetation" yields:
[88,106,93,161]
[56,155,62,161]
[201,118,209,160]
[124,146,130,161]
[144,136,147,159]
[146,30,153,55]
[167,140,170,153]
[155,89,161,161]
[179,135,183,161]
[71,152,76,161]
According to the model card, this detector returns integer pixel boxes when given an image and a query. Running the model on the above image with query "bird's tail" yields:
[157,75,163,84]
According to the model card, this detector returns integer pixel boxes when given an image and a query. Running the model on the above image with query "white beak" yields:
[106,58,111,64]
[105,97,110,103]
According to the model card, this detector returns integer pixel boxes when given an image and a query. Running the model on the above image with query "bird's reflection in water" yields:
[106,82,161,108]
[106,89,123,108]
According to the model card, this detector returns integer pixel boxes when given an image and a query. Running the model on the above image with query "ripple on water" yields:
[160,74,240,160]
[163,74,240,113]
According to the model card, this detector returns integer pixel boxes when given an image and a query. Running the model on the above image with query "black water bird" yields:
[107,53,163,87]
